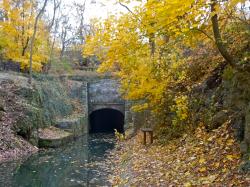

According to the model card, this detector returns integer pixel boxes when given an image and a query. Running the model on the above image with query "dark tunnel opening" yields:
[89,108,124,133]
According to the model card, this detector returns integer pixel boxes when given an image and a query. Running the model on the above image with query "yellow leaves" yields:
[199,158,206,164]
[114,129,126,141]
[0,0,49,72]
[199,167,207,172]
[2,0,11,11]
[207,136,215,142]
[171,95,189,125]
[184,182,192,187]
[131,103,149,112]
[85,16,166,110]
[214,162,220,168]
[226,155,234,161]
[226,138,235,146]
[226,154,239,161]
[222,168,229,173]
[198,174,218,185]
[110,119,246,186]
[15,57,44,72]
[84,0,249,122]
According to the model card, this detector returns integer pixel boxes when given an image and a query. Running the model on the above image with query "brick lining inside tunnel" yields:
[89,108,124,133]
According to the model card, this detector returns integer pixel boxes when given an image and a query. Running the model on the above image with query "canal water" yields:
[0,134,115,187]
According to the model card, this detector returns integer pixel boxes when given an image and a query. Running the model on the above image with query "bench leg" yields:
[150,131,153,144]
[143,132,146,145]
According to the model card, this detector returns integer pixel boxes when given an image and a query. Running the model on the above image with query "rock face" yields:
[209,110,229,130]
[223,71,250,151]
[189,66,250,171]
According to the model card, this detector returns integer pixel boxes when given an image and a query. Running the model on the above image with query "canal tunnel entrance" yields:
[89,108,124,133]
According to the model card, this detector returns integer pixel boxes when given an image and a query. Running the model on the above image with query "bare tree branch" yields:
[118,1,141,22]
[191,28,215,41]
[48,0,61,31]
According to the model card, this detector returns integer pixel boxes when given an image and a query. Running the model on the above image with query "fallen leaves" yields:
[226,154,238,161]
[199,167,207,173]
[0,82,38,163]
[199,158,206,164]
[108,123,250,186]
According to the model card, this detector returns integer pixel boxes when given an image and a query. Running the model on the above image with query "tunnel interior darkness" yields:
[89,108,124,133]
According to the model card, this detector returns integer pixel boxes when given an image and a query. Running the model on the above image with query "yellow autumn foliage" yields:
[0,0,50,72]
[84,0,249,124]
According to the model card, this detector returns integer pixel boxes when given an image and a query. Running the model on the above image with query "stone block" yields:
[208,110,229,130]
[56,116,86,137]
[38,127,74,148]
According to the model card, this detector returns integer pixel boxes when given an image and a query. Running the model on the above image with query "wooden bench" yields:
[141,128,153,145]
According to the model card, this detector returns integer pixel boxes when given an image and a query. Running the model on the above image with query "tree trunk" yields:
[22,37,29,56]
[28,0,48,84]
[47,36,56,72]
[211,0,236,67]
[211,0,250,72]
[60,43,65,60]
[149,34,155,57]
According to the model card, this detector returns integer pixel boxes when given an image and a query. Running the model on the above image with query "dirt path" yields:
[109,123,250,186]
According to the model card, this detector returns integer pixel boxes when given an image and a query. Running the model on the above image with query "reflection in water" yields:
[0,134,115,187]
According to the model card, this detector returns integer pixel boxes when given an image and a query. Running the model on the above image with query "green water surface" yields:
[0,134,115,187]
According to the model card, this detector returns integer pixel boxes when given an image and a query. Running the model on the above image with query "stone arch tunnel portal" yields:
[88,79,125,134]
[89,108,124,133]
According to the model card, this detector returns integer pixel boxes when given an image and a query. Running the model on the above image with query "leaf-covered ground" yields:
[109,123,250,186]
[0,80,37,163]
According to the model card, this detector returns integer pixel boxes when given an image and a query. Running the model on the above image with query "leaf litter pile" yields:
[109,123,250,186]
